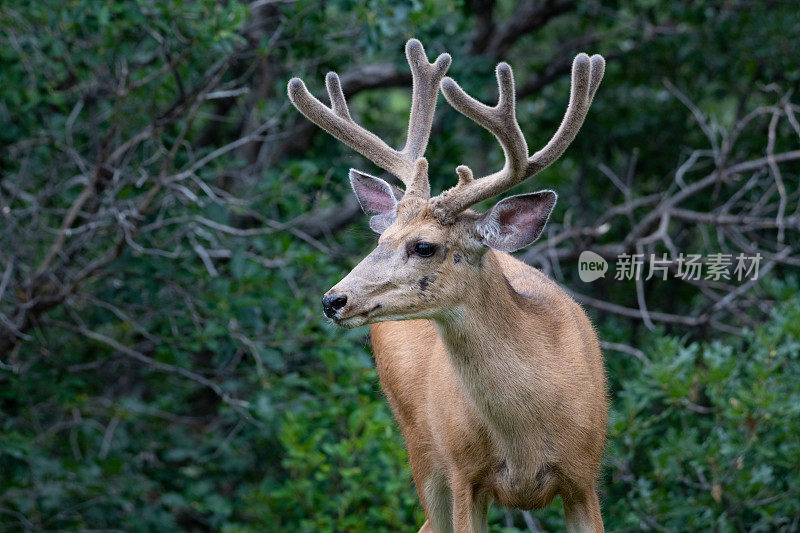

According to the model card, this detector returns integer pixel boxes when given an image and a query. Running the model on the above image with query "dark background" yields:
[1,1,799,531]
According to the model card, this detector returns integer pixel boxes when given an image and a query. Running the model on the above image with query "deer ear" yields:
[475,191,557,252]
[349,169,403,233]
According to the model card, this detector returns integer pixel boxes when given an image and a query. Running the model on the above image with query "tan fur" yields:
[327,203,607,532]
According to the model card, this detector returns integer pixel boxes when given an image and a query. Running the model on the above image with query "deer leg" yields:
[423,473,454,533]
[469,492,489,533]
[427,478,487,533]
[564,489,604,533]
[451,480,475,533]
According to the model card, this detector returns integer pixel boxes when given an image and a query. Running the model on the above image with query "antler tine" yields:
[528,53,604,173]
[287,39,450,192]
[325,71,351,120]
[432,53,604,221]
[287,74,412,181]
[402,39,452,162]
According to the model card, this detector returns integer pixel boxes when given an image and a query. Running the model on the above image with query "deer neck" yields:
[432,251,549,444]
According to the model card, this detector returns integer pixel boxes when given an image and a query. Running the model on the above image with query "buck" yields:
[288,39,607,532]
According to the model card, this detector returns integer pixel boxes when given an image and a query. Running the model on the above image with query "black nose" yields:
[322,294,348,318]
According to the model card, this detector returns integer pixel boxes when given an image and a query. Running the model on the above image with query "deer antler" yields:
[287,39,451,196]
[431,53,604,222]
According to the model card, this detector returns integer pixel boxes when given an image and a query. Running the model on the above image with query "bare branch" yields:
[56,321,251,411]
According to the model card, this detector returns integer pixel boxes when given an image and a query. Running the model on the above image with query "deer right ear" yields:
[475,190,557,252]
[349,169,403,233]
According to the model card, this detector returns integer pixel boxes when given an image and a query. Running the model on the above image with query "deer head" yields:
[288,40,604,327]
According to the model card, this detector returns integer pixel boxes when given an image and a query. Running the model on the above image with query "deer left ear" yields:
[349,169,405,233]
[475,191,557,252]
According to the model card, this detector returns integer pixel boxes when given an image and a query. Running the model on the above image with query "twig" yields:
[55,321,251,411]
[600,341,651,366]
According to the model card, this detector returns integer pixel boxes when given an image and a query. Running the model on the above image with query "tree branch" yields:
[485,0,576,58]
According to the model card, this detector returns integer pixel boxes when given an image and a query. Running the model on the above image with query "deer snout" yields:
[322,292,348,318]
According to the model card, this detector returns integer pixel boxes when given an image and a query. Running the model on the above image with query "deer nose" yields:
[322,294,348,318]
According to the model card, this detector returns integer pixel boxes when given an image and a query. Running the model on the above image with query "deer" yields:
[288,39,607,532]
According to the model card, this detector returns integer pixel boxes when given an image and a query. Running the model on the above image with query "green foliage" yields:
[603,297,800,531]
[233,346,424,532]
[2,0,800,531]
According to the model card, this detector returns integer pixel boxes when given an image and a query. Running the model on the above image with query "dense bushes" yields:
[603,290,800,532]
[2,1,799,531]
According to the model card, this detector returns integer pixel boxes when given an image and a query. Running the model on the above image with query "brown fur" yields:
[327,203,607,532]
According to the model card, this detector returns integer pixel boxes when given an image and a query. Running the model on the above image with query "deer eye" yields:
[413,242,437,257]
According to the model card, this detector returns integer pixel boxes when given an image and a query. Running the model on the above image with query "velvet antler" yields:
[431,53,604,222]
[287,39,451,197]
